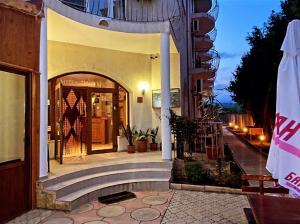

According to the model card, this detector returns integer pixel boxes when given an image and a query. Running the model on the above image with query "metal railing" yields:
[193,0,219,21]
[60,0,182,22]
[194,28,217,43]
[193,49,220,71]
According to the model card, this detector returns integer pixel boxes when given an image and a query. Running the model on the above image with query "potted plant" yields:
[136,129,149,152]
[122,124,136,153]
[150,127,159,151]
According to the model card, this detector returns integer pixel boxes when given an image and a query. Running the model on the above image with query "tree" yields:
[228,0,300,137]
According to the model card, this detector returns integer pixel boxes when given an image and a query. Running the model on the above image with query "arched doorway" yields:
[48,72,129,164]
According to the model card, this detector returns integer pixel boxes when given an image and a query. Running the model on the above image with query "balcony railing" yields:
[193,49,220,71]
[194,28,217,42]
[60,0,182,22]
[193,0,219,21]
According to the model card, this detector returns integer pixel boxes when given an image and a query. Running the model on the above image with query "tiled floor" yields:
[8,191,173,224]
[7,190,251,224]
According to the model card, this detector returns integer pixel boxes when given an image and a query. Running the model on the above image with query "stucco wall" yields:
[48,40,180,137]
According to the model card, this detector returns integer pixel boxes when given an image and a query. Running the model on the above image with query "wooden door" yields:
[0,70,29,223]
[87,88,118,154]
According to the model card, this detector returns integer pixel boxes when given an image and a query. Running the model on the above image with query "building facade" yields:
[0,0,219,222]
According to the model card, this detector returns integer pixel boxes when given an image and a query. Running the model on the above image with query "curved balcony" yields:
[191,49,219,82]
[191,1,219,35]
[193,36,214,51]
[193,0,218,14]
[192,28,217,42]
[193,49,219,64]
[59,0,182,22]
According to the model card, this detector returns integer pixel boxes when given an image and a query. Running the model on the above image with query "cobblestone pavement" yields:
[161,191,250,224]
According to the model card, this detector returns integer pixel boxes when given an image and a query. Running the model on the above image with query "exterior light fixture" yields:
[138,82,149,95]
[259,135,266,142]
[243,127,248,133]
[229,122,233,127]
[234,125,238,130]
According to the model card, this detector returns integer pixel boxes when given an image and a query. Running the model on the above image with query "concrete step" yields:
[37,161,172,211]
[57,178,170,210]
[46,168,171,198]
[40,161,172,188]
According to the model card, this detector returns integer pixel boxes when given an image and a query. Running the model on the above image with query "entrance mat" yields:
[98,191,136,204]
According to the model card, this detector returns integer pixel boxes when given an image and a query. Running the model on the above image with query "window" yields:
[0,70,26,164]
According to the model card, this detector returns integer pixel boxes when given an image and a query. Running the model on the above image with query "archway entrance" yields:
[48,73,129,164]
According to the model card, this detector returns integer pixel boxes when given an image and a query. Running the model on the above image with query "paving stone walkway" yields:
[7,191,173,224]
[223,128,270,176]
[8,190,250,224]
[161,190,249,224]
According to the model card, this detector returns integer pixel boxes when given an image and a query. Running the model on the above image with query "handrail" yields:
[194,28,217,42]
[193,49,220,71]
[59,0,182,22]
[193,0,219,21]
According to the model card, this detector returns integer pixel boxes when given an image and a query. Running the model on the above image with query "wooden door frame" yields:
[48,72,130,157]
[86,87,118,154]
[0,62,39,221]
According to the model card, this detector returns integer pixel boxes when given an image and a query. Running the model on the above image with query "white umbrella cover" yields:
[266,19,300,197]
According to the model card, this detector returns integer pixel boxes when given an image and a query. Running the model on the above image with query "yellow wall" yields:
[48,41,180,139]
[0,71,25,163]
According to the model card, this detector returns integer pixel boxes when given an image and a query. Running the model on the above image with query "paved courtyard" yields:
[8,190,249,224]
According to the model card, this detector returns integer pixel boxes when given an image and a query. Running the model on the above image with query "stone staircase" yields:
[37,161,172,211]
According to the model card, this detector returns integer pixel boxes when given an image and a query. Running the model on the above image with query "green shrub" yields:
[185,162,210,184]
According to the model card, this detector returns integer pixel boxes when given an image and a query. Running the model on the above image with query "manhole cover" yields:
[142,195,168,205]
[43,217,73,224]
[97,205,125,218]
[131,208,160,221]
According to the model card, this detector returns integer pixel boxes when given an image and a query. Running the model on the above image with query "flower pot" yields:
[137,140,147,152]
[128,145,135,153]
[150,143,158,151]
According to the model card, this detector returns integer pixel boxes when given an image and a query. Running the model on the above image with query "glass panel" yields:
[0,71,25,163]
[57,74,115,88]
[91,92,113,151]
[119,87,128,130]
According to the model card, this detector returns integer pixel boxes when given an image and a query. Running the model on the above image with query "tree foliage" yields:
[228,0,300,136]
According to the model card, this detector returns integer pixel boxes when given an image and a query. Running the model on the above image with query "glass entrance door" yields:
[88,90,116,153]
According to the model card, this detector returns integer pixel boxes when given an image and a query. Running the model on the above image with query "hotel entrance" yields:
[49,73,128,164]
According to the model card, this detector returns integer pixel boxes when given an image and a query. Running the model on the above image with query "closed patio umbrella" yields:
[266,19,300,197]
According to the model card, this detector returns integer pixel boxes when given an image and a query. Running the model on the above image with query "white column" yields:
[160,33,172,160]
[39,8,48,178]
[108,0,114,18]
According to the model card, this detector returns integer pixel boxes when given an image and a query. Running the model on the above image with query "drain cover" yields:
[98,191,136,204]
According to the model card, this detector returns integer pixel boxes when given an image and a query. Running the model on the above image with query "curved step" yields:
[46,168,171,198]
[40,161,172,188]
[57,178,170,210]
[37,161,172,211]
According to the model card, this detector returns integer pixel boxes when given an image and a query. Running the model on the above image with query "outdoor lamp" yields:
[234,125,239,130]
[229,122,233,127]
[138,82,149,95]
[243,127,248,133]
[259,135,266,142]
